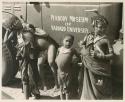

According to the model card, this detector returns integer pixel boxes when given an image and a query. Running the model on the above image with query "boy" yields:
[56,34,80,100]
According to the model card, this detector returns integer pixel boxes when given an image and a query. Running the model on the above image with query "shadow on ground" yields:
[3,77,22,89]
[37,95,60,100]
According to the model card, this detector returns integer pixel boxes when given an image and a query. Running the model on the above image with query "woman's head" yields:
[91,15,108,35]
[3,15,23,31]
[62,34,74,48]
[22,24,35,34]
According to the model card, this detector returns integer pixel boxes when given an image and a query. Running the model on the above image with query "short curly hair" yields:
[91,15,108,28]
[22,24,35,34]
[64,34,74,41]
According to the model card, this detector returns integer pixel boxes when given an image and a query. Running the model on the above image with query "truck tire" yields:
[2,41,14,86]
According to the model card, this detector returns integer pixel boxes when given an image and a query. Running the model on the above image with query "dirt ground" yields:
[2,70,123,100]
[2,72,60,100]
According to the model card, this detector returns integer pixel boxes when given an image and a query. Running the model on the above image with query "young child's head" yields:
[62,34,74,48]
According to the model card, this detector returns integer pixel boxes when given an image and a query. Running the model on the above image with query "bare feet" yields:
[53,85,59,92]
[34,94,40,99]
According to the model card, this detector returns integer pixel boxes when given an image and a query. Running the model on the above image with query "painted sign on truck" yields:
[41,3,122,48]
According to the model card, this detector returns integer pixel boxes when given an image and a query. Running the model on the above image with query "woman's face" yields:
[94,23,106,35]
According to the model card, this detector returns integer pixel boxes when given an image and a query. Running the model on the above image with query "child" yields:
[56,34,80,100]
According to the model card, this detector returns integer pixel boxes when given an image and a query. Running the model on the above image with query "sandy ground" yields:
[2,72,60,100]
[2,71,123,100]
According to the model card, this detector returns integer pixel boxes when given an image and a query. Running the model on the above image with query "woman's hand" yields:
[78,41,84,48]
[91,50,106,59]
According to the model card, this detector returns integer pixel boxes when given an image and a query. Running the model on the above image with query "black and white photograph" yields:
[1,1,123,100]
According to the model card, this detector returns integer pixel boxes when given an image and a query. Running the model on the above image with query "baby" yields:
[56,34,80,100]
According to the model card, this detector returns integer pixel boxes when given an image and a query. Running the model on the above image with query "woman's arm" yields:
[94,51,113,60]
[93,39,114,60]
[79,34,87,46]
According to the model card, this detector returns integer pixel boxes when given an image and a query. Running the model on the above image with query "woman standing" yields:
[80,14,114,99]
